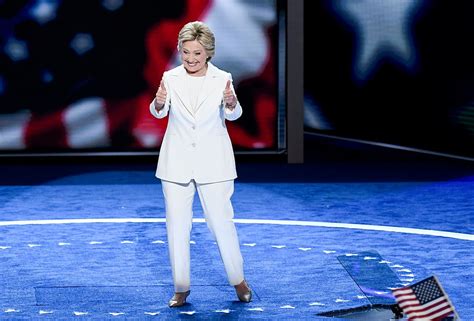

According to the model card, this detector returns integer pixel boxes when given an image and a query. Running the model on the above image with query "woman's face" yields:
[180,40,208,76]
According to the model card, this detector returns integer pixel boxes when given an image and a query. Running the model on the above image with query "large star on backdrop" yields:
[332,0,424,82]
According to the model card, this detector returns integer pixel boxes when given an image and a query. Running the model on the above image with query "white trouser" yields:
[161,179,244,292]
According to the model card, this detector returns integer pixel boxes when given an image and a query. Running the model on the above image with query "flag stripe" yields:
[63,98,110,148]
[403,296,448,312]
[399,299,420,308]
[406,300,451,317]
[0,112,30,149]
[392,288,413,295]
[411,306,453,320]
[396,295,418,306]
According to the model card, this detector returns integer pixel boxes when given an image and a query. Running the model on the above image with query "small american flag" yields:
[392,276,457,321]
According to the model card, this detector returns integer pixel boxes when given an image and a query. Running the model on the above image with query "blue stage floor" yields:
[1,138,473,320]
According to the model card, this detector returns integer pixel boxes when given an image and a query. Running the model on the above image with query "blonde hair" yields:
[177,21,215,62]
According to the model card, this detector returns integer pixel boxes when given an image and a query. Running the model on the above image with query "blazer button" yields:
[192,125,196,130]
[191,143,196,147]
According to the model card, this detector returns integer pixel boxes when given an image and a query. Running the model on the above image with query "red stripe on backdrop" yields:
[103,94,147,148]
[24,110,68,148]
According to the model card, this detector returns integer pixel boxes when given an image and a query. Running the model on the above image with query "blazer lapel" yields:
[194,63,221,114]
[170,66,195,117]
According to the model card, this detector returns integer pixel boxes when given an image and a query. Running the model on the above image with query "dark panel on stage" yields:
[304,0,474,159]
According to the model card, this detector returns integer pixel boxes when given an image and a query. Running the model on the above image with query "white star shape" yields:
[4,38,29,61]
[332,0,424,81]
[70,33,95,55]
[30,0,59,24]
[102,0,124,11]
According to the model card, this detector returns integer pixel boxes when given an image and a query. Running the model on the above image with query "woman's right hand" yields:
[155,78,167,110]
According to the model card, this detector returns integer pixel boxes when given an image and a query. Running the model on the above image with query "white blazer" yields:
[149,63,243,184]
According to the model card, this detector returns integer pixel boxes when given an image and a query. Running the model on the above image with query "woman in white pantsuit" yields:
[150,21,252,307]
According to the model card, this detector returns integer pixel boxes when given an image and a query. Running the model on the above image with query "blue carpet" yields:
[0,155,473,319]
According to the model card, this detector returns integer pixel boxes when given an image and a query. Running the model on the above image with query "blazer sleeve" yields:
[223,73,243,121]
[150,72,171,119]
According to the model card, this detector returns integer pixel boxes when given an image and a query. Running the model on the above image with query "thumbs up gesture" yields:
[154,78,167,110]
[223,80,237,110]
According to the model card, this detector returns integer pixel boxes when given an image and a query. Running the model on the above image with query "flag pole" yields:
[433,276,461,321]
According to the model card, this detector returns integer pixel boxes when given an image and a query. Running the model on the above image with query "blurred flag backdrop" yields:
[0,0,279,153]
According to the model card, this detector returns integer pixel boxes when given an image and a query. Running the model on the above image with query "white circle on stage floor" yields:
[1,218,472,241]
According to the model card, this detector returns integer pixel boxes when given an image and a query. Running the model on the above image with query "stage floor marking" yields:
[0,218,472,241]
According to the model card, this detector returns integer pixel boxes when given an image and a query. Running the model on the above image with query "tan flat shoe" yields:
[168,290,190,307]
[235,280,252,303]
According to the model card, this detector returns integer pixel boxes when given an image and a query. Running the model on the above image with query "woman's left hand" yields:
[223,80,237,110]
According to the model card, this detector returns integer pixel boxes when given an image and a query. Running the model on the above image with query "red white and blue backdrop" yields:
[0,0,279,153]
